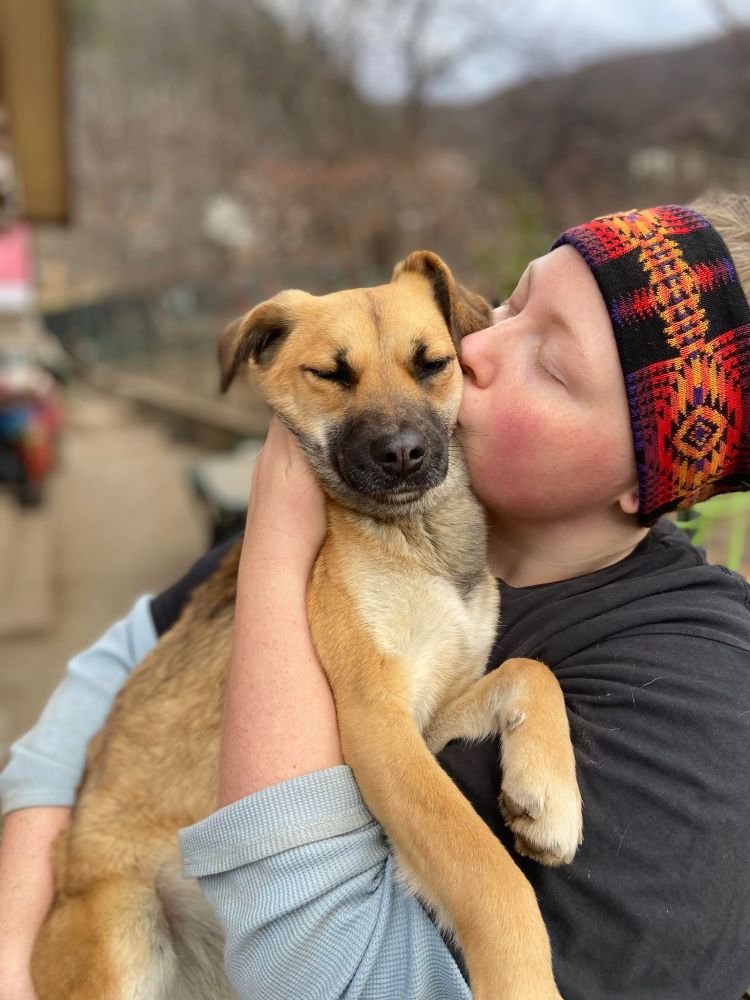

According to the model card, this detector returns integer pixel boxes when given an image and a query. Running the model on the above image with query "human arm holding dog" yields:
[219,416,342,805]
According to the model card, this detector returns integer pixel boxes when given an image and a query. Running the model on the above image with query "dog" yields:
[31,251,581,1000]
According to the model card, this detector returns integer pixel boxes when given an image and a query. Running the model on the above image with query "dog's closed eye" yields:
[302,354,357,390]
[412,344,454,381]
[416,356,453,379]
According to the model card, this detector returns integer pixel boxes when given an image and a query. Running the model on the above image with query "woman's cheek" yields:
[485,398,546,464]
[469,406,546,505]
[550,420,628,502]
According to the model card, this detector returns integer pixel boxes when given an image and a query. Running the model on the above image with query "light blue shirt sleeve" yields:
[180,765,470,1000]
[0,594,158,814]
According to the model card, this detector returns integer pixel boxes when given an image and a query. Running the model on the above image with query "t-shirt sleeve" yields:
[150,533,240,637]
[0,594,157,814]
[180,766,471,1000]
[536,631,750,1000]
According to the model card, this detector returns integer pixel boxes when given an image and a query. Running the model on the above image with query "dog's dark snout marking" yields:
[371,430,426,478]
[332,409,449,506]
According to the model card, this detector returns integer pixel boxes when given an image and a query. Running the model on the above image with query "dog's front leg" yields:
[335,668,563,1000]
[424,658,582,867]
[308,581,563,1000]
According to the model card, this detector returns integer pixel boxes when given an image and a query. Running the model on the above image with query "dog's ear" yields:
[392,251,492,350]
[218,299,292,393]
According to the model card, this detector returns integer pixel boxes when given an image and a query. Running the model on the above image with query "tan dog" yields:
[32,252,581,1000]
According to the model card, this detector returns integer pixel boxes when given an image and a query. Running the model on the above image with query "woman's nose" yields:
[460,329,495,389]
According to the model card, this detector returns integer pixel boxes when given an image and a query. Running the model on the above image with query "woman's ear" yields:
[618,486,640,516]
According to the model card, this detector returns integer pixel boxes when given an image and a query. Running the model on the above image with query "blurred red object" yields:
[0,353,63,506]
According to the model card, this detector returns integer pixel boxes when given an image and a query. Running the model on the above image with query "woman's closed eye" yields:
[534,343,565,386]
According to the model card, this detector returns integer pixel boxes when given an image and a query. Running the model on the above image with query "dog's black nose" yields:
[370,431,426,477]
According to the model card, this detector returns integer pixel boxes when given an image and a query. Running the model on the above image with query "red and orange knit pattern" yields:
[553,205,750,525]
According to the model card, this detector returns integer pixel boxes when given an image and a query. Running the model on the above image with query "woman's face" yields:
[458,245,639,521]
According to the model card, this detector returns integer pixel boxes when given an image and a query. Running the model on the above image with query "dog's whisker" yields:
[456,445,490,462]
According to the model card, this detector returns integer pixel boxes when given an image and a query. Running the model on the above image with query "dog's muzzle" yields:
[333,412,450,500]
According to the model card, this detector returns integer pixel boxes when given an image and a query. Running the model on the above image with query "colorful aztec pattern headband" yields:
[552,205,750,525]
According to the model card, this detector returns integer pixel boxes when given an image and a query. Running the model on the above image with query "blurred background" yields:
[1,0,750,763]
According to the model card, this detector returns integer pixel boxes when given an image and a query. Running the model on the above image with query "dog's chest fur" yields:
[328,468,499,732]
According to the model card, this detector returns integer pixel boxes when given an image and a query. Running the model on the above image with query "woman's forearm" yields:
[219,545,343,808]
[0,806,70,970]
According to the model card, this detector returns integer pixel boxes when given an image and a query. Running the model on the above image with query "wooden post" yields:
[0,0,69,223]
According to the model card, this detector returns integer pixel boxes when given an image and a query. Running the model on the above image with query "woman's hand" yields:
[242,417,327,575]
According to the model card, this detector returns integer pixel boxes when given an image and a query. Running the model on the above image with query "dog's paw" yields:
[499,708,582,867]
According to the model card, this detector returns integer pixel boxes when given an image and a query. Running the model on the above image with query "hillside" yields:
[33,13,750,304]
[432,28,750,225]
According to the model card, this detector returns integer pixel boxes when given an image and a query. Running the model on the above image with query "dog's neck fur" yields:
[329,443,489,598]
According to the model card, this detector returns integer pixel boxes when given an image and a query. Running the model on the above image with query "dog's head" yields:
[219,251,491,519]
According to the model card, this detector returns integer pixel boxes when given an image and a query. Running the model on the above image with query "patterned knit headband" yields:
[552,205,750,526]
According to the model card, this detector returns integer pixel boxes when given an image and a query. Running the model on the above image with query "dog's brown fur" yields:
[32,252,581,1000]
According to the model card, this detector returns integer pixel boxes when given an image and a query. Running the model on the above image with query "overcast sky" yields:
[266,0,750,104]
[422,0,750,104]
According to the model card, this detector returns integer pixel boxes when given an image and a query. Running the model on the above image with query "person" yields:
[2,195,750,1000]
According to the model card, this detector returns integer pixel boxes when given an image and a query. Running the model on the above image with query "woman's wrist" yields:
[237,531,316,631]
[240,526,318,580]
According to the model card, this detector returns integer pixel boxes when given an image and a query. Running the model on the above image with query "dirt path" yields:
[0,386,207,766]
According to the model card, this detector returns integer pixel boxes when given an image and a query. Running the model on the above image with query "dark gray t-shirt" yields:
[436,518,750,1000]
[152,517,750,1000]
